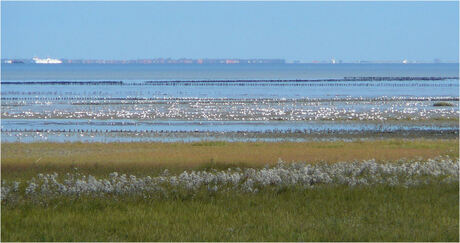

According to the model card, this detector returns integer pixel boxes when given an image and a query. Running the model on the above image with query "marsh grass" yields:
[2,183,458,241]
[2,139,458,179]
[2,140,459,241]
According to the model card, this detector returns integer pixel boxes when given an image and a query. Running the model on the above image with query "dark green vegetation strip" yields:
[2,183,458,242]
[433,101,455,107]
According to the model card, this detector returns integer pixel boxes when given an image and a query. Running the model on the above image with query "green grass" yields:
[2,183,458,241]
[2,139,459,241]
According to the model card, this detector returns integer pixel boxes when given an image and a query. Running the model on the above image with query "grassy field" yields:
[2,139,459,241]
[2,139,458,179]
[2,183,458,241]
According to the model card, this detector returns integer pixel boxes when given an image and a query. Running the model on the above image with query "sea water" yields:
[1,63,458,142]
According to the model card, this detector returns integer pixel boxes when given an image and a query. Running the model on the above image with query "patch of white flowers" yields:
[1,157,458,203]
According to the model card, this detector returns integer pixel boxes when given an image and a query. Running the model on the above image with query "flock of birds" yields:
[1,78,458,142]
[2,97,458,121]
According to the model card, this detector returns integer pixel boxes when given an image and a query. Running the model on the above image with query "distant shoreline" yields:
[2,59,459,65]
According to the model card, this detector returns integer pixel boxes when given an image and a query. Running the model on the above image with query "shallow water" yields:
[1,63,459,142]
[3,118,456,133]
[2,79,458,100]
[3,63,459,81]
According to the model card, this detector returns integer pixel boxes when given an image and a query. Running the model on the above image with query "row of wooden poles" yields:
[2,128,458,134]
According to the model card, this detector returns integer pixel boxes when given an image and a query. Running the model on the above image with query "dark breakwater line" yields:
[137,83,458,87]
[2,96,459,102]
[144,77,460,84]
[1,76,458,86]
[1,81,123,85]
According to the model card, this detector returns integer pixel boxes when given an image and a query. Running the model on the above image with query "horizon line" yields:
[2,57,459,64]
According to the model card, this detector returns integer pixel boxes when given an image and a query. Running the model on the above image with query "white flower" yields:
[2,156,458,203]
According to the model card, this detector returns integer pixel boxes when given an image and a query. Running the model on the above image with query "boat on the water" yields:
[32,57,62,64]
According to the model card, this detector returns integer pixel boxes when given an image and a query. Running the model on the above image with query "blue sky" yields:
[1,1,458,61]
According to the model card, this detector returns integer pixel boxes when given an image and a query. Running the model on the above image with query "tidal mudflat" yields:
[2,77,458,143]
